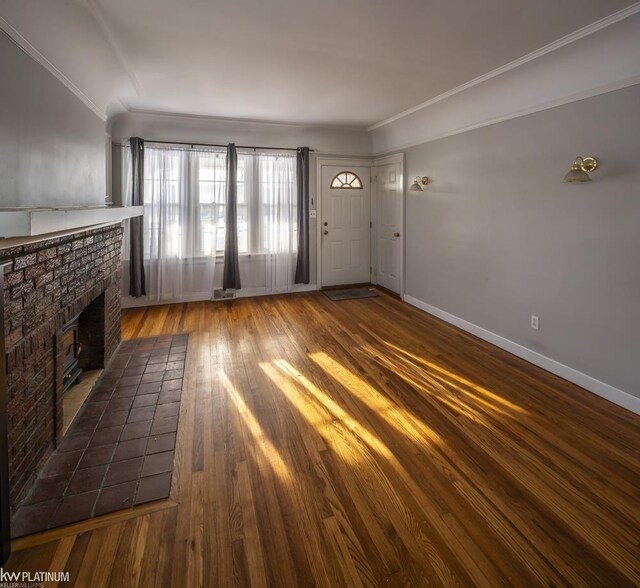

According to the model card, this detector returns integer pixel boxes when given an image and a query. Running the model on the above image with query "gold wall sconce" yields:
[409,176,429,191]
[563,156,599,183]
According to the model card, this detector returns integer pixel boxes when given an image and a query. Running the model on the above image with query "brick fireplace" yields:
[0,224,123,513]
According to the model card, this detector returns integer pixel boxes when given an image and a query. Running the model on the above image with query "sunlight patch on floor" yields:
[259,361,332,455]
[358,345,492,426]
[381,339,527,414]
[309,352,443,447]
[264,359,397,462]
[219,370,291,481]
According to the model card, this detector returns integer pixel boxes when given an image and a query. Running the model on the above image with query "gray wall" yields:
[0,31,106,208]
[405,84,640,398]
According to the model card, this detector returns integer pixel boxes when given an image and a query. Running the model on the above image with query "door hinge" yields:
[370,221,372,228]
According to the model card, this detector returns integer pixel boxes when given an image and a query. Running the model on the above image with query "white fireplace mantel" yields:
[0,206,144,240]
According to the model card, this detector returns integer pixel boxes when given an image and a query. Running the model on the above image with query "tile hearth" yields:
[11,334,187,537]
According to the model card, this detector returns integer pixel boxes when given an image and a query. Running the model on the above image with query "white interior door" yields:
[321,166,371,287]
[375,161,403,294]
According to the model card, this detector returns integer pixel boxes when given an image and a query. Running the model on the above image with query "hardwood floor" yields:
[7,290,640,586]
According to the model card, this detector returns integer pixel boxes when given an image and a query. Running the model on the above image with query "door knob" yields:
[323,221,328,226]
[393,232,400,237]
[324,230,329,235]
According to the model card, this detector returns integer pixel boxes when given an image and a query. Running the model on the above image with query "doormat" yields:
[323,288,378,301]
[10,334,187,538]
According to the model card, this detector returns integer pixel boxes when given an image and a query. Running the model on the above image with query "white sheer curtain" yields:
[257,153,297,293]
[122,146,226,303]
[121,144,301,304]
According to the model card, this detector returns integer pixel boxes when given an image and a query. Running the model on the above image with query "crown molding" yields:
[373,75,640,156]
[120,106,369,133]
[0,16,107,121]
[368,2,640,132]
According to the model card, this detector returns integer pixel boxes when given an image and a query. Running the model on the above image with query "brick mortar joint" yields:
[0,225,123,265]
[4,269,121,356]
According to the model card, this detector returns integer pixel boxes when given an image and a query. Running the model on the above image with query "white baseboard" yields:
[121,284,319,309]
[121,292,212,308]
[403,294,640,416]
[236,284,318,299]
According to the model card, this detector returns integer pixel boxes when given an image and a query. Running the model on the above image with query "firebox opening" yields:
[78,292,106,372]
[60,293,106,437]
[61,315,82,393]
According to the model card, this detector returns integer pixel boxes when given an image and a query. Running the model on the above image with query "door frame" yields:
[372,152,405,298]
[315,157,373,288]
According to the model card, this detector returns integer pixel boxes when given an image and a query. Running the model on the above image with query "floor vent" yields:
[213,289,236,300]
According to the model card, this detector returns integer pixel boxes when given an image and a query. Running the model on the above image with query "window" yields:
[198,152,227,254]
[140,148,226,260]
[143,148,185,259]
[258,154,297,254]
[330,171,362,189]
[237,157,249,254]
[239,153,297,254]
[129,146,297,260]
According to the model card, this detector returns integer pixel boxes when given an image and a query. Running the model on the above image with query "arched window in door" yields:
[330,171,363,189]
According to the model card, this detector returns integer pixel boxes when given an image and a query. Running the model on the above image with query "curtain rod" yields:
[145,140,314,152]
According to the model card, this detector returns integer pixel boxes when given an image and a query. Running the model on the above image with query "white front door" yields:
[321,166,371,287]
[375,161,403,294]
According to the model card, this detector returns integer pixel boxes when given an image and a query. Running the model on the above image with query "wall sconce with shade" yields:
[563,156,599,183]
[409,176,429,191]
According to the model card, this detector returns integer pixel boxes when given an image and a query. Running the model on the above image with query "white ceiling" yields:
[0,0,634,127]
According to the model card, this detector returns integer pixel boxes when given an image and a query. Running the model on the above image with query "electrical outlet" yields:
[531,315,540,330]
[309,210,317,218]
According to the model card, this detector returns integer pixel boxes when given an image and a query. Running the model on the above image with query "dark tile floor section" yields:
[11,334,187,537]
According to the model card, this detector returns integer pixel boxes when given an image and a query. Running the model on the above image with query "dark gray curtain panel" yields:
[129,137,146,297]
[294,147,310,284]
[223,143,241,290]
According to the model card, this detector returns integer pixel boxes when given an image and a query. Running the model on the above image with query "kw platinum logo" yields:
[0,568,70,585]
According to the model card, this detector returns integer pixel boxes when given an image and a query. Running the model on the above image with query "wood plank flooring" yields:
[6,290,640,586]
